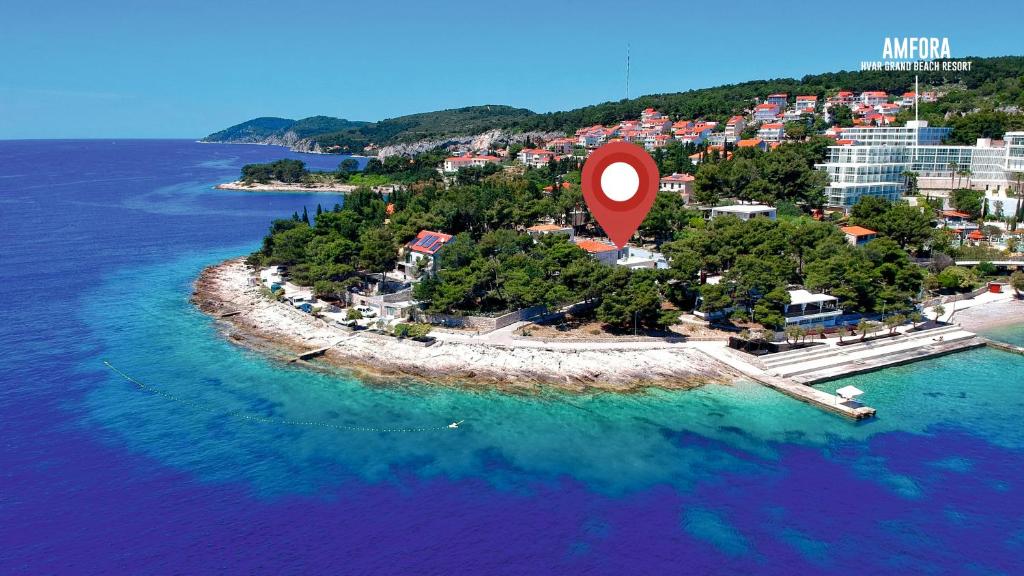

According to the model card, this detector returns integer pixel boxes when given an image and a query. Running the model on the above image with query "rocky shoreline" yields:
[191,258,742,392]
[215,180,359,194]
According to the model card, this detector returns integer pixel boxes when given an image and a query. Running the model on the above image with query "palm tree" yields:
[947,161,959,191]
[901,169,919,196]
[957,168,972,189]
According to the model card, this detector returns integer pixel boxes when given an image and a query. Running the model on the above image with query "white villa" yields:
[442,155,500,173]
[783,290,842,327]
[710,204,777,221]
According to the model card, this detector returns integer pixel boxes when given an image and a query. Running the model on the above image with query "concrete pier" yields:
[750,372,877,420]
[983,338,1024,356]
[711,325,988,421]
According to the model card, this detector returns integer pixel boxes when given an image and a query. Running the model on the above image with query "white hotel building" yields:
[817,121,1024,207]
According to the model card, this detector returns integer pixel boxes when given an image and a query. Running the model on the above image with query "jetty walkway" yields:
[710,324,988,420]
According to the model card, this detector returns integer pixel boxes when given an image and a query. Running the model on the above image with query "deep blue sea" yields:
[2,140,1024,574]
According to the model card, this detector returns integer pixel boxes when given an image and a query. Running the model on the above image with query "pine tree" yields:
[316,203,323,218]
[301,206,310,224]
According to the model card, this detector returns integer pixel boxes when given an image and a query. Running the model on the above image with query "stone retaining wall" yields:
[420,305,548,333]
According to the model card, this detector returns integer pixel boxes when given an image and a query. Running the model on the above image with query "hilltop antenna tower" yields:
[625,43,630,100]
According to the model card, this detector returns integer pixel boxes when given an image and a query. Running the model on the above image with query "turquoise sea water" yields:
[3,140,1024,574]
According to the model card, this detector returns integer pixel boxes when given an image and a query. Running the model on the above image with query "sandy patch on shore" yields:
[191,259,742,392]
[954,296,1024,332]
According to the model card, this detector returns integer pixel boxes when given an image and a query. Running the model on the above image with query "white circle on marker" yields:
[600,162,640,202]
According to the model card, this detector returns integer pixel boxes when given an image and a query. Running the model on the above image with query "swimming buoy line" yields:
[102,360,461,433]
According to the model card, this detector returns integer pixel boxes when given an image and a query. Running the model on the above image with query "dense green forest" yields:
[203,116,370,144]
[206,56,1024,151]
[247,158,959,330]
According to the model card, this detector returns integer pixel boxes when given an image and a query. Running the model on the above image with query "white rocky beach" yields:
[192,258,743,391]
[215,180,360,193]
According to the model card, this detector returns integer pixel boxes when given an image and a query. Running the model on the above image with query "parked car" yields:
[356,306,377,318]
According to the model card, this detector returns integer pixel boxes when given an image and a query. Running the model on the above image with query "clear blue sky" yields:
[2,0,1022,139]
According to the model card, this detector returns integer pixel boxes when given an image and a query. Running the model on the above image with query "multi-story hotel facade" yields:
[817,121,1024,207]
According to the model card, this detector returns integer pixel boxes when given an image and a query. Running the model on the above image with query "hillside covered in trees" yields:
[205,56,1024,152]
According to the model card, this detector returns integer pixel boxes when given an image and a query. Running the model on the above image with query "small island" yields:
[216,158,401,194]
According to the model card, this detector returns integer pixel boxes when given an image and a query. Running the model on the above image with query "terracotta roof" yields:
[528,224,569,232]
[760,123,784,129]
[575,239,618,253]
[968,230,985,240]
[737,138,764,148]
[841,225,877,236]
[542,182,572,192]
[406,230,453,255]
[942,210,972,219]
[660,173,695,183]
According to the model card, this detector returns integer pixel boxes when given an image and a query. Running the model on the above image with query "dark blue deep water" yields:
[2,140,1024,574]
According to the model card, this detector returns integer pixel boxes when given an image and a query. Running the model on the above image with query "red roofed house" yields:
[725,115,746,141]
[641,108,665,122]
[527,223,574,241]
[641,116,672,132]
[518,148,556,168]
[689,145,734,164]
[795,95,817,112]
[840,225,878,246]
[546,137,576,155]
[401,230,454,278]
[753,103,781,122]
[647,133,672,150]
[674,126,711,146]
[766,93,788,108]
[876,102,901,116]
[829,91,856,106]
[824,126,844,139]
[861,91,888,106]
[757,123,785,142]
[900,92,917,107]
[574,238,620,266]
[443,155,499,173]
[737,138,768,151]
[578,126,612,148]
[659,172,695,200]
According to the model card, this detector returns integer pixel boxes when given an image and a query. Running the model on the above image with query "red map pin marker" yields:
[581,142,659,248]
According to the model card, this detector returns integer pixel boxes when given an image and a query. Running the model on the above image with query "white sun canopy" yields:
[835,385,865,400]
